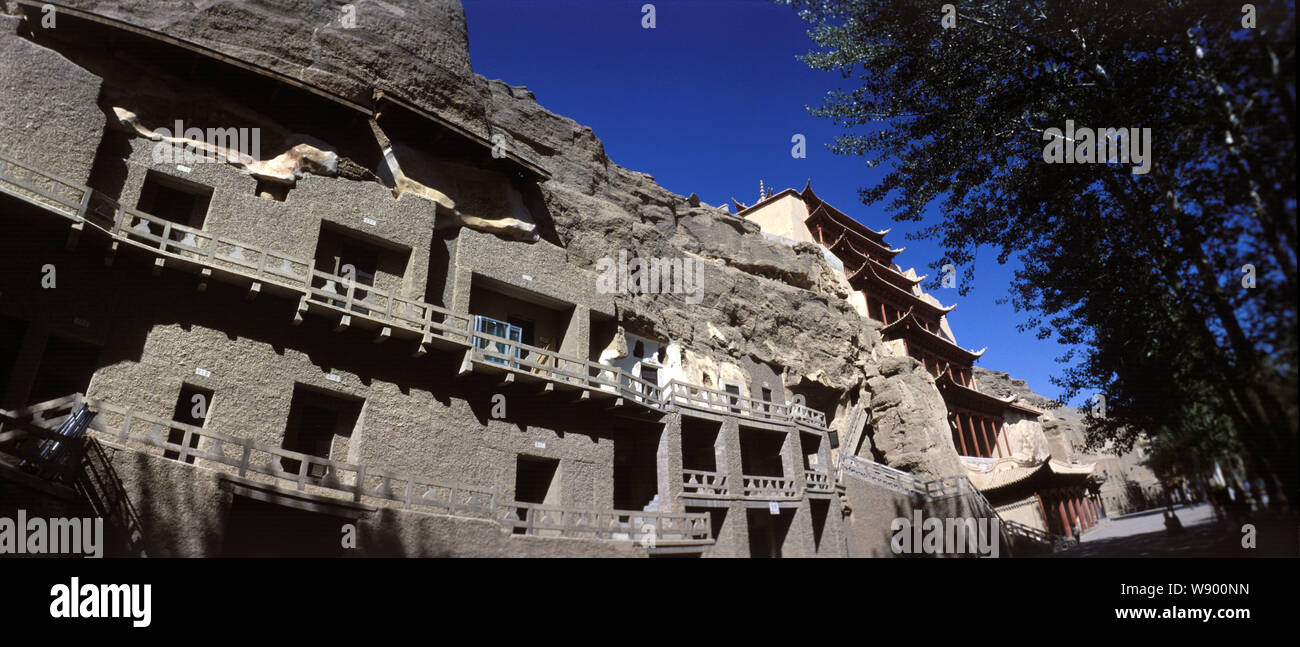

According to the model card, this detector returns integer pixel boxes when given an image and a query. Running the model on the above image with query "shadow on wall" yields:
[77,437,149,556]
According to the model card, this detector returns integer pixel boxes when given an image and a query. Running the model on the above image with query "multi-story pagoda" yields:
[739,182,1101,539]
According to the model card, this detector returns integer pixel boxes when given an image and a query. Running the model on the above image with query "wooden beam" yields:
[197,268,212,292]
[456,349,474,376]
[152,257,165,276]
[246,281,261,300]
[103,241,118,266]
[373,326,391,344]
[334,315,351,332]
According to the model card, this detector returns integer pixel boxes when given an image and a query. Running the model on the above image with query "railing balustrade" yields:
[681,468,729,497]
[497,502,711,544]
[804,469,833,493]
[0,394,712,545]
[741,474,799,499]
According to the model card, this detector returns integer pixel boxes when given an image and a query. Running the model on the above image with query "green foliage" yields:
[786,0,1296,486]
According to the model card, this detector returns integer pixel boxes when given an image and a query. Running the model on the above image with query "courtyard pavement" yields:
[1042,503,1298,557]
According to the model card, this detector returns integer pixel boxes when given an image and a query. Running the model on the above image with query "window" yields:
[513,455,560,534]
[761,387,773,418]
[280,385,362,478]
[136,171,212,245]
[473,315,523,367]
[723,382,741,414]
[681,418,720,473]
[312,223,409,315]
[739,427,785,478]
[165,384,213,464]
[639,364,659,391]
[614,427,661,511]
[507,315,537,361]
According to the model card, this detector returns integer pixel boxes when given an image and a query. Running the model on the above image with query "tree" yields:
[786,0,1296,494]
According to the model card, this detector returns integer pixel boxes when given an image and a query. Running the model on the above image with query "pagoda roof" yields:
[851,263,956,317]
[884,309,984,365]
[936,371,1048,417]
[823,226,906,264]
[961,457,1097,493]
[962,458,1048,492]
[799,181,891,240]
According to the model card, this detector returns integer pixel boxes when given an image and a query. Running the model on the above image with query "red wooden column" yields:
[1058,497,1072,538]
[953,413,969,456]
[1071,495,1085,531]
[979,417,995,459]
[965,414,984,458]
[1035,492,1049,530]
[997,420,1011,457]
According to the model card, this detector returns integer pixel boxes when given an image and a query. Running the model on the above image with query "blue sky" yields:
[464,0,1083,404]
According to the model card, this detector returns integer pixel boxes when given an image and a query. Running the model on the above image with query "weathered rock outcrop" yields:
[14,0,967,480]
[973,367,1084,459]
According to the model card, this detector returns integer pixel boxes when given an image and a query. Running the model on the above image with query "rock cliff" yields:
[23,0,966,479]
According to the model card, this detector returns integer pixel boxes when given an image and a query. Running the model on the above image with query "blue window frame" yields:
[473,315,523,367]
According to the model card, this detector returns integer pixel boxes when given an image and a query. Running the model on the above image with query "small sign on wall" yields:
[194,367,212,378]
[534,441,546,450]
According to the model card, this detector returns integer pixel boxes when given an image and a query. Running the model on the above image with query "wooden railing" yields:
[681,469,729,497]
[662,381,790,422]
[790,404,827,427]
[741,474,799,499]
[1002,518,1053,545]
[0,152,832,434]
[470,331,665,408]
[498,502,711,545]
[72,395,499,518]
[0,152,474,349]
[804,469,833,493]
[839,455,928,496]
[306,267,471,342]
[0,395,714,547]
[0,153,91,222]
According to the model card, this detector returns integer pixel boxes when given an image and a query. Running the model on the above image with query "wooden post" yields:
[954,413,969,456]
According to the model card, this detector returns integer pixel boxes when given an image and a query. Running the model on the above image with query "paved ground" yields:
[1043,503,1298,558]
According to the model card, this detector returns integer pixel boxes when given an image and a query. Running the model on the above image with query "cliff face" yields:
[20,0,964,479]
